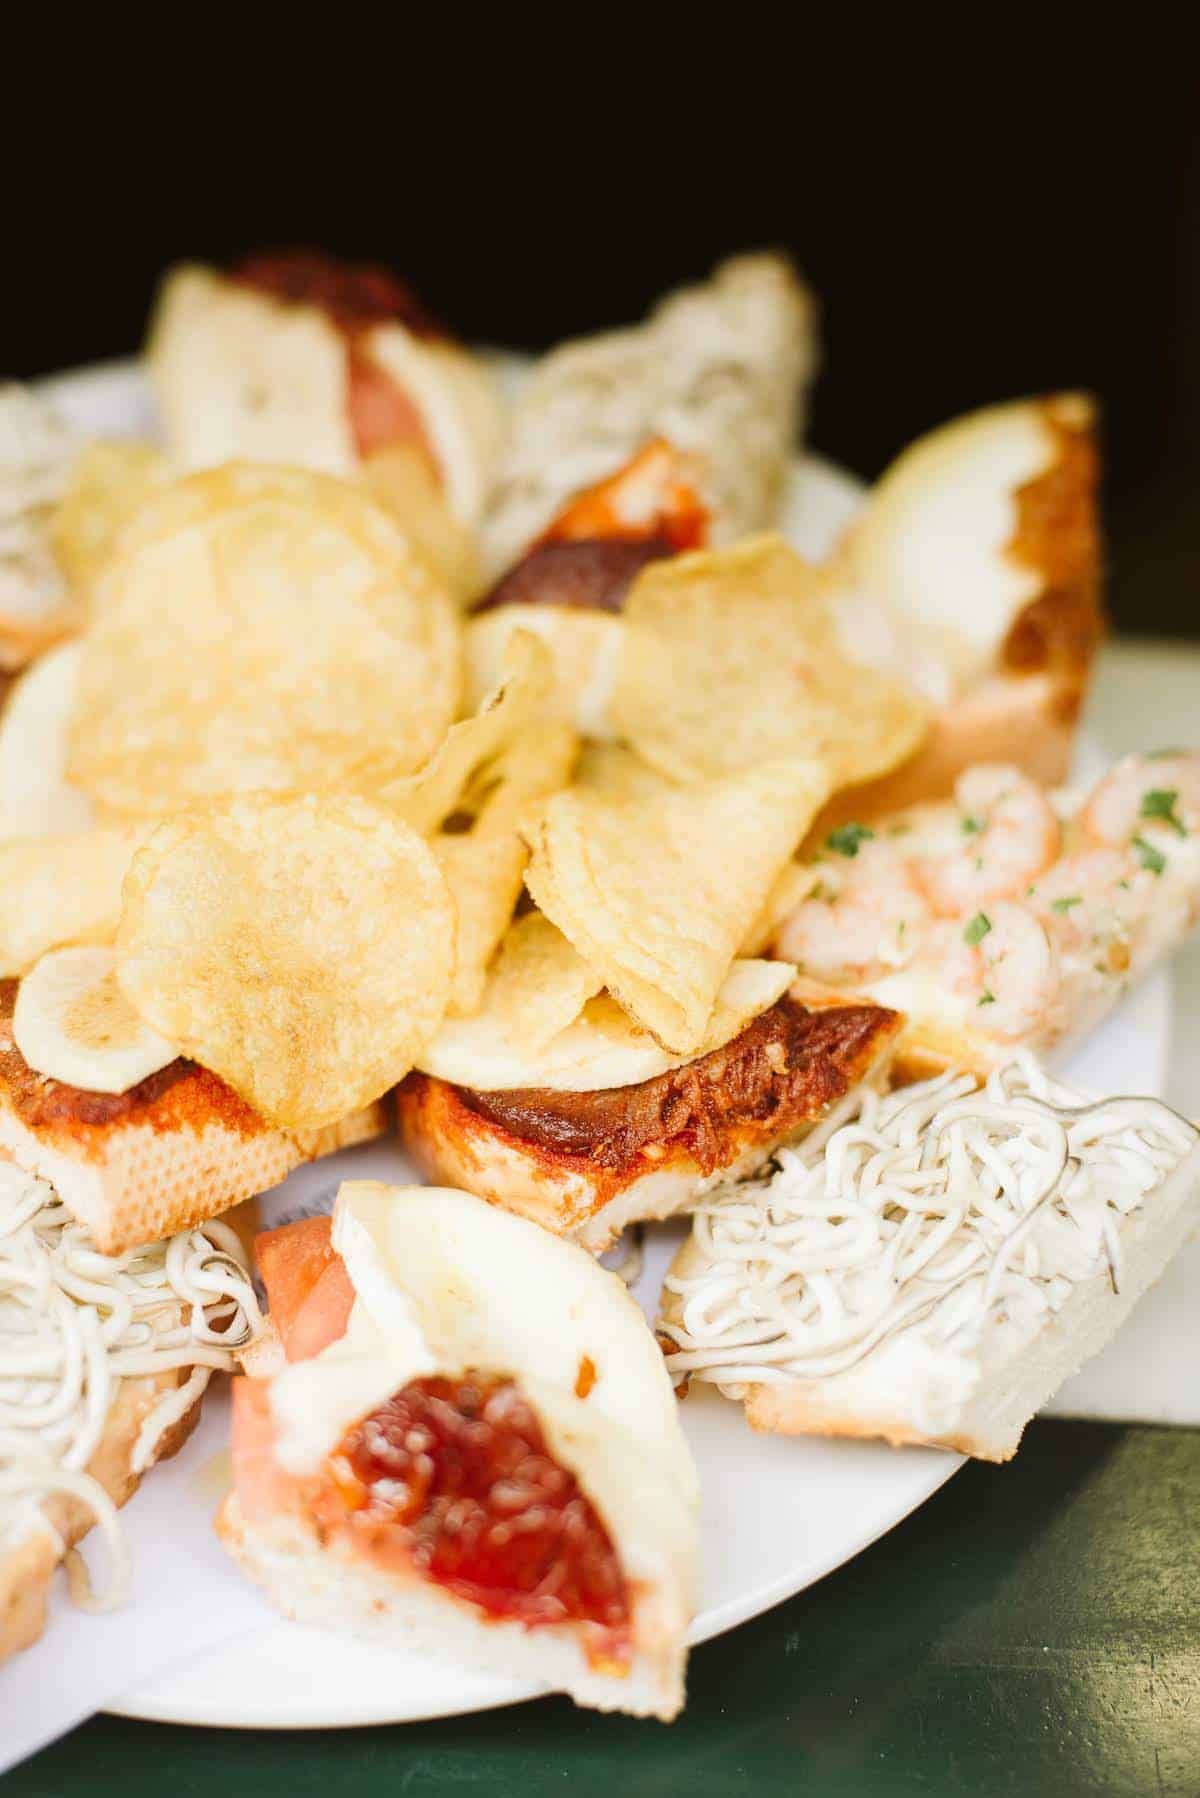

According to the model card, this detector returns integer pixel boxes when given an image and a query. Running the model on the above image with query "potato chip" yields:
[0,825,143,976]
[466,604,623,740]
[51,440,171,599]
[0,640,95,840]
[116,793,454,1129]
[436,721,578,1016]
[612,535,929,788]
[521,756,830,1054]
[418,957,797,1093]
[485,912,605,1055]
[68,464,461,815]
[361,444,481,602]
[573,741,677,805]
[382,630,552,835]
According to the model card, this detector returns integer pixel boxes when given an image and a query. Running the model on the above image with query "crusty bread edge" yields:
[0,1093,386,1254]
[809,667,1082,840]
[667,1139,1200,1462]
[0,1365,205,1663]
[216,1491,685,1720]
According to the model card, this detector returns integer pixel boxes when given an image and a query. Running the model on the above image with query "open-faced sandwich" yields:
[220,1181,697,1719]
[148,250,503,531]
[1,1158,260,1659]
[468,255,818,729]
[0,385,82,672]
[399,752,904,1248]
[0,464,562,1251]
[659,1056,1200,1461]
[774,753,1200,1074]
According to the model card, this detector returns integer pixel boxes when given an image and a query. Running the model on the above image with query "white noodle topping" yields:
[0,1160,262,1610]
[659,1056,1197,1436]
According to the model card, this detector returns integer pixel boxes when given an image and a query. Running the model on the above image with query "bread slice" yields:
[809,667,1079,838]
[660,1083,1200,1462]
[219,1183,698,1719]
[397,995,903,1253]
[0,1364,204,1662]
[218,1493,683,1719]
[0,1082,384,1256]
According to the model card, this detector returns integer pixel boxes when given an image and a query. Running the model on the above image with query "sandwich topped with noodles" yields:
[659,1056,1200,1461]
[0,1158,260,1660]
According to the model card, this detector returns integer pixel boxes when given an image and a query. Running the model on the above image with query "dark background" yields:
[5,62,1198,639]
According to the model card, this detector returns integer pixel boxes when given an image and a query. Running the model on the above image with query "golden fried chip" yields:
[419,957,797,1093]
[361,444,481,602]
[116,793,454,1128]
[521,757,830,1054]
[612,535,929,788]
[436,721,578,1016]
[0,826,144,976]
[486,912,605,1054]
[68,464,461,815]
[466,605,623,739]
[51,440,171,599]
[382,630,552,835]
[573,741,677,804]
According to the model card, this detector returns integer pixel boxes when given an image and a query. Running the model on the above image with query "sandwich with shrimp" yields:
[0,1157,260,1660]
[659,1056,1200,1461]
[219,1181,698,1719]
[773,752,1200,1076]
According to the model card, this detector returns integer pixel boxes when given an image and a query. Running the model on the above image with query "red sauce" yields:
[326,1373,630,1657]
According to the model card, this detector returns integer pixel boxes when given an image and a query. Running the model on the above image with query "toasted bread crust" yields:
[397,999,901,1244]
[0,1083,386,1254]
[809,667,1083,840]
[0,1366,204,1663]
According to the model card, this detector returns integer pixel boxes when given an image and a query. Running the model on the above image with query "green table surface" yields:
[10,643,1200,1797]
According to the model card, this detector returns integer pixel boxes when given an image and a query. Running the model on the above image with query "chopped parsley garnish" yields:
[1133,836,1167,876]
[1139,788,1187,836]
[826,822,874,858]
[1051,895,1082,913]
[978,989,996,1006]
[961,815,983,836]
[809,879,837,905]
[963,911,992,946]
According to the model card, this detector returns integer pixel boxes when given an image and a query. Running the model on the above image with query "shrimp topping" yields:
[914,766,1061,917]
[1078,752,1200,850]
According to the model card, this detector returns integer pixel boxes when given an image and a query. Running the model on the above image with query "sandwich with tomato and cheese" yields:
[220,1181,698,1719]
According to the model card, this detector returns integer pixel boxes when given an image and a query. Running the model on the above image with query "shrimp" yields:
[775,846,930,985]
[913,765,1062,918]
[1077,752,1200,849]
[915,900,1060,1044]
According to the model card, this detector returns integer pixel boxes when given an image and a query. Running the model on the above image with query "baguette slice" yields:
[219,1186,698,1719]
[397,992,902,1252]
[1,1365,203,1662]
[0,983,384,1253]
[660,1071,1200,1461]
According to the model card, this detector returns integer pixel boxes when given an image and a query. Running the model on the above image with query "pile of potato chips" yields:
[0,443,930,1128]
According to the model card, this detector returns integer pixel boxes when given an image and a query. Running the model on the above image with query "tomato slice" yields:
[256,1216,353,1362]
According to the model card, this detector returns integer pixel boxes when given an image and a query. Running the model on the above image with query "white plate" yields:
[37,361,1169,1730]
